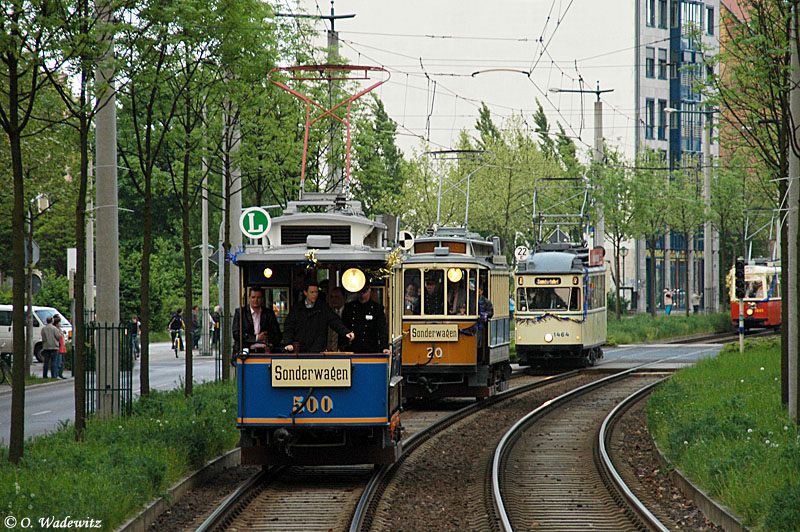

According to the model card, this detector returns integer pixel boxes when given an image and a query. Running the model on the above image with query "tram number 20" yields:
[293,395,333,414]
[426,346,443,359]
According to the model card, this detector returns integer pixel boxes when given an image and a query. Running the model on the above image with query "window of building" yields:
[658,100,667,140]
[645,98,655,139]
[670,0,679,28]
[658,48,667,79]
[646,47,655,78]
[706,6,714,34]
[659,0,668,27]
[646,0,655,26]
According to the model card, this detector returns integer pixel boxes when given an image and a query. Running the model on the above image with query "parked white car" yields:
[0,304,73,362]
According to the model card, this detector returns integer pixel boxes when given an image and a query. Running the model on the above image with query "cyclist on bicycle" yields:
[168,308,185,358]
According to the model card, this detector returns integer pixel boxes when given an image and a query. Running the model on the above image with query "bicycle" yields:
[0,352,12,387]
[171,329,184,358]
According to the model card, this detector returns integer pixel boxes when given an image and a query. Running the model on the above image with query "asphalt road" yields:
[0,342,221,445]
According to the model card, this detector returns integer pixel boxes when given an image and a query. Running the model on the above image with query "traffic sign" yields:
[514,246,529,263]
[239,207,271,239]
[398,230,415,251]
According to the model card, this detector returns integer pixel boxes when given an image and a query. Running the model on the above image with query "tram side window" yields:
[587,274,606,309]
[404,270,421,315]
[423,270,445,315]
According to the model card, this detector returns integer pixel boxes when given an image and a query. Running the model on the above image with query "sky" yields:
[292,0,638,161]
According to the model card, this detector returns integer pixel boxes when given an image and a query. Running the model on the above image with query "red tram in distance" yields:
[728,260,781,329]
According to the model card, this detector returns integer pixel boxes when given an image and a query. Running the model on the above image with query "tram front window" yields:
[447,269,470,315]
[746,280,764,299]
[423,270,445,315]
[519,287,576,311]
[404,270,421,315]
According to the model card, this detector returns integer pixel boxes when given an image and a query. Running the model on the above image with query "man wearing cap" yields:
[341,285,390,354]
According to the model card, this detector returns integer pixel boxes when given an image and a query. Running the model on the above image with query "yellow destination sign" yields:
[272,359,352,387]
[409,324,460,342]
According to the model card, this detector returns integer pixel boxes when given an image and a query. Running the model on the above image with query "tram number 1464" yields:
[426,346,444,359]
[293,395,333,414]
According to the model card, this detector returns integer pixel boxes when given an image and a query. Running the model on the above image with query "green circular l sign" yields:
[239,207,271,239]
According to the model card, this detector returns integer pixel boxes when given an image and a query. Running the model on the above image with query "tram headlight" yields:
[447,268,463,283]
[746,307,754,316]
[342,268,366,292]
[263,267,274,279]
[544,333,553,343]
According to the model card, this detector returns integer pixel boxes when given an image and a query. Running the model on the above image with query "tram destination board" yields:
[535,277,561,285]
[272,359,352,387]
[409,324,460,342]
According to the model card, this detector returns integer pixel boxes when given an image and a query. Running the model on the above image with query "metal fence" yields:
[84,322,134,416]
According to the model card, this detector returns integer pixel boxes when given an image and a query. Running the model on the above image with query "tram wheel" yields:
[582,349,595,368]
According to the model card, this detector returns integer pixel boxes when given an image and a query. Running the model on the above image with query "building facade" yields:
[633,0,721,313]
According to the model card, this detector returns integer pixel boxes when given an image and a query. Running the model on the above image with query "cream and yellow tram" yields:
[394,228,512,399]
[514,243,607,367]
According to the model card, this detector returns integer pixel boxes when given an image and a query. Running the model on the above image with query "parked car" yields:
[0,304,73,362]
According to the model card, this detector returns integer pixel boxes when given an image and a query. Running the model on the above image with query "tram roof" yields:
[235,244,389,265]
[518,251,600,274]
[401,254,502,268]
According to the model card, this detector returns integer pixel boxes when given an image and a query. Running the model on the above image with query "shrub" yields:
[0,379,237,530]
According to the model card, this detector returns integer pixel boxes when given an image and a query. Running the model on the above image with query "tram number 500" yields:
[426,346,443,359]
[293,395,333,414]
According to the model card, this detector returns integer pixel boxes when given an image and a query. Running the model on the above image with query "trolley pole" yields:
[548,83,614,248]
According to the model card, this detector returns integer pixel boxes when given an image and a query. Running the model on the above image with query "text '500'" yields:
[272,359,352,387]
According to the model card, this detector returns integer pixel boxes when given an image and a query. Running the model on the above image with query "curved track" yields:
[493,370,671,531]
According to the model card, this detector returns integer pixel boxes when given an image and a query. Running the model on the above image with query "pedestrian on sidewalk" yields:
[40,315,61,378]
[663,289,673,315]
[55,316,67,379]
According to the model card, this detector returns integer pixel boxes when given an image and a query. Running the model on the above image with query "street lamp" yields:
[665,106,718,314]
[620,246,628,287]
[549,83,614,248]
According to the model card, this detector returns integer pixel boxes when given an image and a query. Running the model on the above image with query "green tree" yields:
[0,0,60,463]
[591,146,635,320]
[352,95,407,216]
[668,155,707,317]
[708,0,794,406]
[629,149,671,317]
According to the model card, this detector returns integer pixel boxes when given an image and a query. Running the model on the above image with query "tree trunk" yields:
[183,130,193,397]
[8,74,27,463]
[648,239,658,318]
[139,179,153,397]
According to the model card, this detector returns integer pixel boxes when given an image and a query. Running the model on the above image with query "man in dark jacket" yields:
[341,285,390,354]
[283,280,353,353]
[232,287,282,363]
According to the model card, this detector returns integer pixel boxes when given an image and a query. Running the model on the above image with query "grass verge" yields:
[647,338,800,531]
[0,379,237,530]
[607,312,730,345]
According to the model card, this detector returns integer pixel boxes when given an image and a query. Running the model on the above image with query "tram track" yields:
[494,370,671,531]
[193,371,580,532]
[195,364,709,532]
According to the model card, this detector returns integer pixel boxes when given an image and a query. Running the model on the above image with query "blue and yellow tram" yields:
[235,197,403,465]
[395,228,512,399]
[514,243,607,367]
